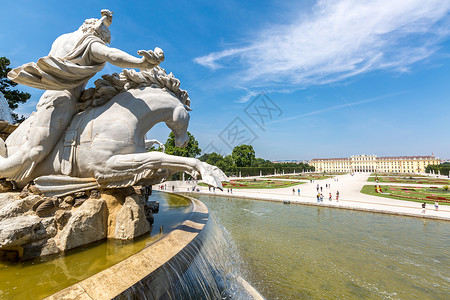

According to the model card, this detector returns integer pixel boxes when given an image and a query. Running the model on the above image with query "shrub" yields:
[444,185,449,191]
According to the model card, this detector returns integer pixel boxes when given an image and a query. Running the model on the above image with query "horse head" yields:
[165,103,190,147]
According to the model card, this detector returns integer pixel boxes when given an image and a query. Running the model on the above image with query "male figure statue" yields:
[0,9,164,181]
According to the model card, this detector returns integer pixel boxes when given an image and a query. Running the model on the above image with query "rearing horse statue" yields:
[5,67,227,196]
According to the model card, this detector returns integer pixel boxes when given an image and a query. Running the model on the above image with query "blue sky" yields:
[2,0,450,160]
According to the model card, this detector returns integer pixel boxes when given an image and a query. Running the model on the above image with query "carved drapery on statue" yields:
[8,35,106,91]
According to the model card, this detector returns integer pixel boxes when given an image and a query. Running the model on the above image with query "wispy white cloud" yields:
[271,91,407,123]
[194,0,450,88]
[235,89,260,103]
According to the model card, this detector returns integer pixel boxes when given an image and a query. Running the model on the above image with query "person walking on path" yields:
[320,193,324,202]
[320,186,323,192]
[422,202,426,214]
[435,201,439,211]
[336,191,339,202]
[317,193,320,203]
[297,188,300,196]
[292,188,295,195]
[329,193,332,201]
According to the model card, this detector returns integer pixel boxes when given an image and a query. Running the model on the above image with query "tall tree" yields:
[232,144,256,167]
[199,152,234,171]
[164,131,201,157]
[0,57,30,123]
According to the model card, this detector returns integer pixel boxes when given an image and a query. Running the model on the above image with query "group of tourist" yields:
[422,201,440,213]
[316,191,340,203]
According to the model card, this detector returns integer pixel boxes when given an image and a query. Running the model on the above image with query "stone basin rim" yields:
[45,193,204,299]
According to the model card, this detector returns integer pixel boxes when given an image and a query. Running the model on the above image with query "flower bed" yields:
[361,185,450,205]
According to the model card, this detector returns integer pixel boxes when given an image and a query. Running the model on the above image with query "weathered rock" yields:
[39,217,58,240]
[114,195,150,240]
[32,199,45,211]
[19,185,29,198]
[0,195,43,221]
[101,190,124,238]
[147,201,159,213]
[35,198,58,217]
[146,210,154,225]
[73,197,87,207]
[111,186,136,198]
[21,228,59,260]
[89,189,101,199]
[0,215,42,248]
[59,202,72,210]
[0,214,56,258]
[39,238,60,257]
[28,184,42,195]
[144,203,155,224]
[56,199,107,251]
[0,192,17,208]
[0,185,159,260]
[0,179,14,193]
[63,195,75,205]
[54,210,72,230]
[73,192,87,199]
[134,185,151,201]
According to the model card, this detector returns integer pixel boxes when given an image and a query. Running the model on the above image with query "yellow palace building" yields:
[310,154,440,173]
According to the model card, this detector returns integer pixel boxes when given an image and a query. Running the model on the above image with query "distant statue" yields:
[0,10,226,195]
[1,9,163,181]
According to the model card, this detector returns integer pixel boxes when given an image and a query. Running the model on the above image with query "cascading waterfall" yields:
[126,214,262,300]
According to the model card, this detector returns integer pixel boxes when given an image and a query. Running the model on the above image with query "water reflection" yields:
[197,195,450,300]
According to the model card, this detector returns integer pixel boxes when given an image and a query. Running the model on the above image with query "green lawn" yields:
[368,176,450,185]
[200,179,304,189]
[360,185,450,205]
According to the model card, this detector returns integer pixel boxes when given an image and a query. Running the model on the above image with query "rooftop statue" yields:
[0,9,226,196]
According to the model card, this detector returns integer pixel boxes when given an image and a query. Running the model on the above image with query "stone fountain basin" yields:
[45,194,207,299]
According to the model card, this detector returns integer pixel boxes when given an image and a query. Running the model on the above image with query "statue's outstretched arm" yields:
[90,43,164,70]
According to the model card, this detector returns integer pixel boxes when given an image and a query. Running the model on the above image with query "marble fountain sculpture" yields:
[0,9,226,260]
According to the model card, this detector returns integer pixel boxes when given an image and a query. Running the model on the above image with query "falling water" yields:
[127,214,262,299]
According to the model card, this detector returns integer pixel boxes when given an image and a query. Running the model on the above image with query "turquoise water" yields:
[196,195,450,299]
[0,191,191,299]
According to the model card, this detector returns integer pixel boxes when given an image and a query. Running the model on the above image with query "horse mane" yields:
[78,66,191,111]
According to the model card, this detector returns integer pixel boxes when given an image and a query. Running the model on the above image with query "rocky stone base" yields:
[0,183,157,261]
[0,120,18,142]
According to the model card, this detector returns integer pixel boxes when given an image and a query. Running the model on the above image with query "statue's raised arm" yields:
[0,9,164,181]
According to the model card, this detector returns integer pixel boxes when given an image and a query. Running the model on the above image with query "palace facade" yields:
[310,154,440,173]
